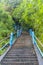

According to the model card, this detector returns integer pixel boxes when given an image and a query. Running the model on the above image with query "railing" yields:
[29,29,43,57]
[17,28,22,37]
[0,32,17,62]
[0,36,10,55]
[0,28,22,62]
[0,28,22,56]
[0,33,16,56]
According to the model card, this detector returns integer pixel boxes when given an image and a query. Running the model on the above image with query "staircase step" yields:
[1,61,38,65]
[3,58,37,61]
[5,55,36,58]
[10,48,34,51]
[1,61,38,64]
[1,62,37,65]
[6,54,36,56]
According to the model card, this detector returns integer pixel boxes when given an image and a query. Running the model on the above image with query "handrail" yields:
[35,36,43,47]
[0,33,17,50]
[0,35,10,43]
[0,35,10,51]
[0,32,17,61]
[0,42,9,51]
[0,29,22,55]
[29,29,43,57]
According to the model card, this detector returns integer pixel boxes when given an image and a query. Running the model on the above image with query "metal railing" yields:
[0,32,17,62]
[0,28,22,56]
[29,29,43,57]
[0,33,16,55]
[0,35,10,55]
[0,36,10,49]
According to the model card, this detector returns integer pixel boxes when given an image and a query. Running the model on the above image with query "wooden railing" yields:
[29,29,43,57]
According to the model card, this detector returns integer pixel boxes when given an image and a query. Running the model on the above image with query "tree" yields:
[0,3,14,40]
[12,0,43,42]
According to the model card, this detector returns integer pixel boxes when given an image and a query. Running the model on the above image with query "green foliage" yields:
[0,0,43,54]
[12,0,43,37]
[0,3,14,40]
[12,0,43,52]
[0,3,14,52]
[0,0,22,12]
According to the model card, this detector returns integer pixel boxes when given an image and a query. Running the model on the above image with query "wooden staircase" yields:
[1,32,39,65]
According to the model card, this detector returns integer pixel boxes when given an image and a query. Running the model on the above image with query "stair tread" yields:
[1,62,38,65]
[5,56,37,58]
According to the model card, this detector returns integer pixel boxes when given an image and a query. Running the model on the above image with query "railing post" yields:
[20,28,22,34]
[10,32,13,46]
[17,30,20,37]
[29,29,32,36]
[32,31,35,44]
[19,29,20,36]
[20,29,22,36]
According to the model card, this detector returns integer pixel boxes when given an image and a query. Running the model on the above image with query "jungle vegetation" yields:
[0,0,43,54]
